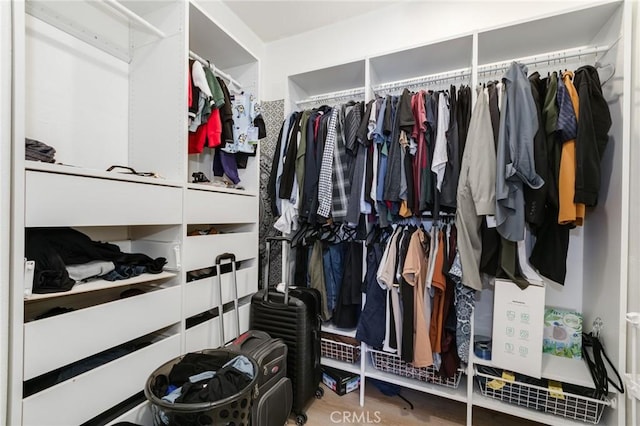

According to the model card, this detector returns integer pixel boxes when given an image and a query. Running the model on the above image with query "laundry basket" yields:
[144,349,259,426]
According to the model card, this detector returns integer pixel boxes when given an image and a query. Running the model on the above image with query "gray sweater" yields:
[496,62,544,242]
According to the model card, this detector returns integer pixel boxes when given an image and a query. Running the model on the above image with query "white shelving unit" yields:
[7,0,261,424]
[292,1,630,425]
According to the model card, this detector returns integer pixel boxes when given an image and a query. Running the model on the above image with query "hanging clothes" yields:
[377,227,402,353]
[331,105,351,223]
[212,77,240,184]
[456,89,496,291]
[523,72,549,229]
[557,71,586,226]
[432,92,450,192]
[309,240,330,321]
[429,230,447,356]
[449,251,475,364]
[402,227,433,367]
[333,241,363,329]
[441,85,460,209]
[397,227,415,363]
[530,72,571,285]
[356,242,387,348]
[495,62,544,242]
[573,65,612,206]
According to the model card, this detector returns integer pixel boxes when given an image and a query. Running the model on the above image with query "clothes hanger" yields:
[595,61,615,86]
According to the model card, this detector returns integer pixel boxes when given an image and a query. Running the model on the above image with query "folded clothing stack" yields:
[25,138,56,163]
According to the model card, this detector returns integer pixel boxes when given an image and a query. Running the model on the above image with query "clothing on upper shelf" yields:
[25,138,56,163]
[224,92,260,155]
[188,58,264,185]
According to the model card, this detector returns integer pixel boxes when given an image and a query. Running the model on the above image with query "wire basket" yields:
[321,338,361,364]
[475,369,609,424]
[370,349,462,389]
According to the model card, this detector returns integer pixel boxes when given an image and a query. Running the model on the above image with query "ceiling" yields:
[222,0,400,43]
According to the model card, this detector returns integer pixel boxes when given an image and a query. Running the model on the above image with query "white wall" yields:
[629,0,640,318]
[628,0,640,416]
[0,2,11,425]
[263,0,607,101]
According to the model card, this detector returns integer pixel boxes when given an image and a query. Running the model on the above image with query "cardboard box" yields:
[543,307,582,360]
[322,366,360,396]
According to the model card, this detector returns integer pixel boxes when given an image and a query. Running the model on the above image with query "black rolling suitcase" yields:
[215,254,293,426]
[249,236,323,426]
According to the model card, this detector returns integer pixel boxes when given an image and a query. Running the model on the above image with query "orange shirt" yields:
[429,231,447,354]
[558,71,586,226]
[402,229,433,367]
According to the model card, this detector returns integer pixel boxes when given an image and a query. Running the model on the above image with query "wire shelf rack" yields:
[475,369,609,424]
[321,338,361,364]
[370,349,462,389]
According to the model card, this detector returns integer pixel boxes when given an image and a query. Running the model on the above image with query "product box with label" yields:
[543,307,582,360]
[322,366,360,396]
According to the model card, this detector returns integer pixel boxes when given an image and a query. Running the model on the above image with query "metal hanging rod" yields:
[295,87,365,106]
[102,0,166,38]
[477,44,610,75]
[189,51,243,91]
[373,67,472,94]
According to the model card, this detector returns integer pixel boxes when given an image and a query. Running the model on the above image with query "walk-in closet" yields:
[2,1,639,425]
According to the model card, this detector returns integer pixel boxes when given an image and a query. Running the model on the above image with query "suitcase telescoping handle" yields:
[264,236,290,305]
[215,253,240,346]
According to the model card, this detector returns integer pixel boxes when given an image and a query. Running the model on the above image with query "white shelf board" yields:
[26,0,130,62]
[25,271,177,302]
[26,162,183,188]
[363,361,467,403]
[322,357,361,375]
[477,1,621,65]
[321,323,357,338]
[289,60,365,98]
[472,353,596,390]
[186,182,257,197]
[369,35,473,86]
[472,392,595,426]
[189,1,257,70]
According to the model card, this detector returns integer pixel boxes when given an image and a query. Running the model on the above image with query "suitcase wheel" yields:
[295,413,308,425]
[315,387,324,399]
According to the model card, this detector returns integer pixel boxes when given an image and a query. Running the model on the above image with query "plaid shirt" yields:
[317,109,339,218]
[331,106,352,223]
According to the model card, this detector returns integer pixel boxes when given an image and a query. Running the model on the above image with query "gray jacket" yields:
[496,62,544,241]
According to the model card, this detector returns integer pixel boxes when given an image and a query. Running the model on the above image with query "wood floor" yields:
[287,381,543,426]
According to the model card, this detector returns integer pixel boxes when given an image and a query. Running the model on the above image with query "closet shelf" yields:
[186,182,258,197]
[363,361,468,403]
[26,162,183,188]
[321,357,361,375]
[24,271,177,302]
[472,353,597,390]
[321,323,357,338]
[25,0,166,63]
